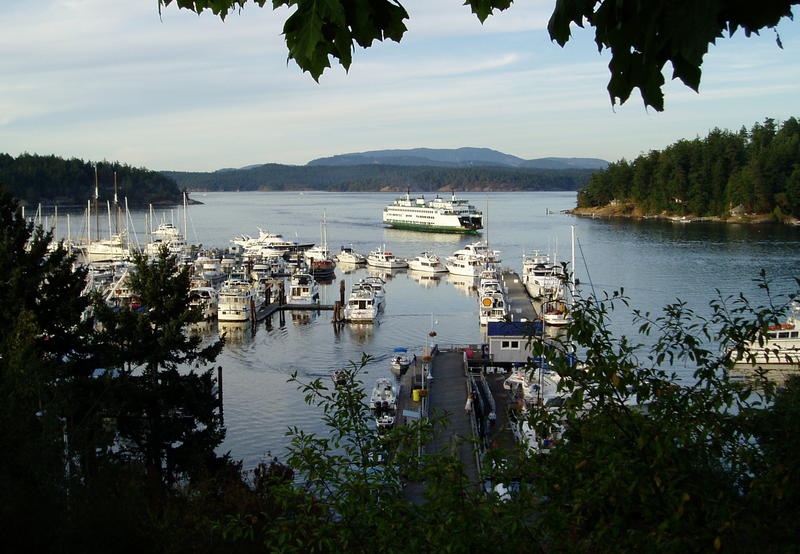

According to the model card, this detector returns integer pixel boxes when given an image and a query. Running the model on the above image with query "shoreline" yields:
[568,205,799,226]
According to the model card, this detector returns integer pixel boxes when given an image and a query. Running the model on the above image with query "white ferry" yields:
[382,191,483,234]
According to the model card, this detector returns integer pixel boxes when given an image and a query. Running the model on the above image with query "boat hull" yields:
[383,221,479,234]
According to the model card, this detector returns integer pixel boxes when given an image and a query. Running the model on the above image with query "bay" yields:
[47,191,800,468]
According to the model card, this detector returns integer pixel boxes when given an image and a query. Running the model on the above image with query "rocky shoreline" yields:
[568,205,799,226]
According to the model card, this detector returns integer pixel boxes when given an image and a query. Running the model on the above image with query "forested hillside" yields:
[164,163,594,192]
[0,153,183,206]
[577,118,800,218]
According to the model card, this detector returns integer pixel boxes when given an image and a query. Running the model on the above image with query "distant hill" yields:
[164,162,597,193]
[306,147,608,170]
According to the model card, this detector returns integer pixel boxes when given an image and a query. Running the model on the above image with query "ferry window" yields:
[511,341,519,349]
[778,331,790,338]
[791,332,799,338]
[501,341,509,348]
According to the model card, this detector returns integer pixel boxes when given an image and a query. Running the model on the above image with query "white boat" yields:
[541,300,571,327]
[85,231,130,262]
[522,251,564,300]
[407,252,447,273]
[217,279,264,322]
[335,245,367,265]
[189,286,219,320]
[191,256,228,289]
[144,222,187,257]
[361,276,386,308]
[343,283,379,322]
[479,291,508,325]
[454,241,501,264]
[288,273,320,305]
[369,377,398,430]
[367,247,408,269]
[390,348,412,376]
[731,304,800,368]
[444,252,485,277]
[382,191,483,233]
[231,228,305,259]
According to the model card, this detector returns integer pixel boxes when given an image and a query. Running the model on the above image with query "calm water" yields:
[48,191,800,468]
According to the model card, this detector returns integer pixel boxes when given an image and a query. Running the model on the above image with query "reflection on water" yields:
[290,310,318,325]
[367,266,405,281]
[336,261,361,274]
[345,322,377,344]
[728,365,800,388]
[218,321,254,343]
[446,274,478,297]
[407,270,443,288]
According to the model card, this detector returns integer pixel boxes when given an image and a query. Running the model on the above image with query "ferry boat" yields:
[382,191,483,234]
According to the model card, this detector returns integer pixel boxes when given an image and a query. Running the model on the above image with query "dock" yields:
[398,270,562,502]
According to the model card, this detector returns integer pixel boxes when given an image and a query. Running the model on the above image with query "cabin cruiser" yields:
[445,252,485,277]
[217,278,264,322]
[408,252,447,273]
[522,251,564,300]
[367,247,408,269]
[730,303,800,368]
[335,245,367,265]
[288,273,320,305]
[189,286,219,320]
[344,283,380,322]
[479,291,509,325]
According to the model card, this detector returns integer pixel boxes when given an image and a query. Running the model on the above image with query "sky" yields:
[1,1,798,172]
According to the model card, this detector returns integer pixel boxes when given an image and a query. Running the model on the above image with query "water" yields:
[45,191,800,468]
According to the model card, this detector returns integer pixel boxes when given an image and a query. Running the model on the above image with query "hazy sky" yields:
[1,1,798,171]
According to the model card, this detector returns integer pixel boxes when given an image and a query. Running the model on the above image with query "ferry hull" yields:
[384,221,480,234]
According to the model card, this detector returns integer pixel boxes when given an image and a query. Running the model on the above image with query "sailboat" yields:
[84,169,131,262]
[304,211,336,276]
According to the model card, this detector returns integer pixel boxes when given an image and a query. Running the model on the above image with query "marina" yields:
[30,190,800,470]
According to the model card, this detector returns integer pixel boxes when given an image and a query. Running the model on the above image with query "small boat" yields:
[369,377,398,430]
[390,348,412,376]
[367,247,408,269]
[541,300,571,327]
[288,272,320,305]
[335,245,367,265]
[408,252,447,273]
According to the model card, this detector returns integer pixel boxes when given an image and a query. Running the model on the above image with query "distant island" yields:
[1,148,607,205]
[164,148,606,193]
[0,153,184,207]
[573,117,800,224]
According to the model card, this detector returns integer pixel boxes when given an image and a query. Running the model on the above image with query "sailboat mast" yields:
[113,171,120,235]
[183,191,188,242]
[94,165,100,241]
[570,225,576,295]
